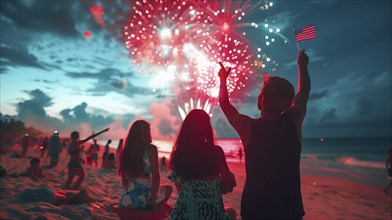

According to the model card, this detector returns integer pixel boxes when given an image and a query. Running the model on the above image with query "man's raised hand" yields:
[218,62,231,80]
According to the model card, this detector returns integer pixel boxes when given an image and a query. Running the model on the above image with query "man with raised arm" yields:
[218,50,310,219]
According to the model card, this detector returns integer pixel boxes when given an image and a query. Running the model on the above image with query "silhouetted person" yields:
[218,50,310,219]
[160,156,167,172]
[118,120,172,210]
[384,149,392,194]
[169,110,237,220]
[85,146,92,166]
[89,139,100,167]
[65,128,109,190]
[48,131,61,168]
[21,134,29,157]
[116,138,123,168]
[62,139,69,149]
[238,147,243,163]
[40,137,49,158]
[101,139,112,168]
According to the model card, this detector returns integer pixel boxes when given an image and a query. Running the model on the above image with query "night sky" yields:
[1,0,391,140]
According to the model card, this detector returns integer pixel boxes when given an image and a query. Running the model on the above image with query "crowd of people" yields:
[1,50,315,219]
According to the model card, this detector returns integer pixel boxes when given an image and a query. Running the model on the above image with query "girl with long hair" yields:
[169,109,236,220]
[118,120,172,210]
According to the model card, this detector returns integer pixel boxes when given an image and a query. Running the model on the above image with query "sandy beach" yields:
[0,144,391,220]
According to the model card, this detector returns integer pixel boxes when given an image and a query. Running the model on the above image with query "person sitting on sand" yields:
[218,50,310,219]
[18,187,95,206]
[169,109,237,220]
[7,158,45,182]
[65,128,109,190]
[384,149,392,194]
[118,120,172,210]
[24,157,45,182]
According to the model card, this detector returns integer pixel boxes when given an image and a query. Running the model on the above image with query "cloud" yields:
[309,89,328,100]
[60,102,114,129]
[32,79,59,84]
[213,115,239,138]
[99,118,131,143]
[150,98,180,139]
[65,68,153,97]
[15,89,64,131]
[120,114,137,129]
[17,100,47,119]
[66,67,123,80]
[310,0,338,6]
[266,11,301,30]
[16,89,52,119]
[0,45,46,71]
[13,89,118,134]
[354,98,374,115]
[303,71,391,137]
[0,1,79,38]
[283,48,325,70]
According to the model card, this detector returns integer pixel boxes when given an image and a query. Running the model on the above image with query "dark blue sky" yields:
[1,0,391,139]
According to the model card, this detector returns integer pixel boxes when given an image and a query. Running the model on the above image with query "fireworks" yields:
[90,5,105,25]
[119,0,282,118]
[124,1,254,90]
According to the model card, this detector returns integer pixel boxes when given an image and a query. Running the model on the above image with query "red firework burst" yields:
[124,0,259,100]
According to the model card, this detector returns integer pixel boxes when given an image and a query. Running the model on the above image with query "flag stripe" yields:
[295,24,316,42]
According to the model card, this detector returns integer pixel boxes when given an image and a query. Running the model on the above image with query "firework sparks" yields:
[121,0,282,118]
[83,31,92,38]
[90,5,105,25]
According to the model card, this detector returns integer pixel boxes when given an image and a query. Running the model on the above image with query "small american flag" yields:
[295,25,316,42]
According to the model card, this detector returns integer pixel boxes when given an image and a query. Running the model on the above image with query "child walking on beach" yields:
[218,50,310,219]
[118,120,172,210]
[64,128,109,190]
[169,109,237,220]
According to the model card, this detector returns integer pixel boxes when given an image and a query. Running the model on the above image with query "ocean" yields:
[153,137,391,187]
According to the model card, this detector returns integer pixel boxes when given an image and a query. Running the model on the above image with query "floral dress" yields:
[119,151,167,209]
[169,172,229,220]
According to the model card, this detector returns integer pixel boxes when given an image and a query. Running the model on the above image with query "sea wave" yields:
[336,156,384,169]
[301,154,384,169]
